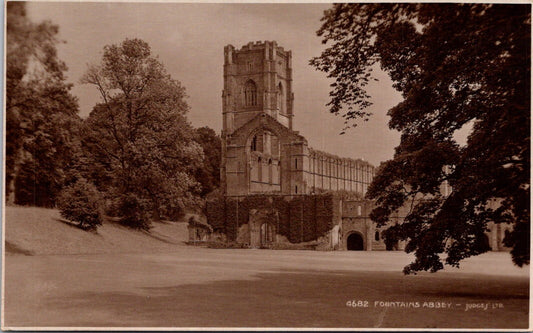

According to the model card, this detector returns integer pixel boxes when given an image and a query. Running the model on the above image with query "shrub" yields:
[225,199,239,241]
[206,198,225,230]
[57,178,103,231]
[116,193,152,230]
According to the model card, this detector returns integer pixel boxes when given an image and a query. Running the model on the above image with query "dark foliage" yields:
[205,198,226,232]
[193,127,222,197]
[6,2,80,206]
[116,193,151,230]
[57,178,103,231]
[206,194,336,244]
[312,3,530,273]
[289,196,304,243]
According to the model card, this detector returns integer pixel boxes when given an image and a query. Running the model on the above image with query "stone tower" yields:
[220,41,375,197]
[222,41,294,135]
[221,41,303,196]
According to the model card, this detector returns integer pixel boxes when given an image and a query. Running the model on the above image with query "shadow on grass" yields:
[5,241,34,256]
[56,216,183,244]
[39,269,529,328]
[54,218,99,234]
[141,230,181,245]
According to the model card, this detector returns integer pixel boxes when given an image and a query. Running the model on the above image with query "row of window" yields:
[250,159,280,185]
[254,156,280,165]
[296,157,374,182]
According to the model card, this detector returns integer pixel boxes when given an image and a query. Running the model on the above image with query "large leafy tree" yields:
[81,38,204,228]
[311,4,530,273]
[6,2,80,207]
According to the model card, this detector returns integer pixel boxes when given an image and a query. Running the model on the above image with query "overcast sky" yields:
[27,2,403,166]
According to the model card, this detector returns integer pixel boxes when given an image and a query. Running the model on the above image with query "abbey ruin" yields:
[203,41,511,252]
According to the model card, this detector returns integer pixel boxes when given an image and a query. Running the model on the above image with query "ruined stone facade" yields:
[218,41,510,252]
[221,41,375,198]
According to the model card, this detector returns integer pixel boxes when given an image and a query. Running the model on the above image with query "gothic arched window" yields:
[244,80,257,106]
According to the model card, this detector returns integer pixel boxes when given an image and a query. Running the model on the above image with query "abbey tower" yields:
[222,41,294,134]
[220,41,376,198]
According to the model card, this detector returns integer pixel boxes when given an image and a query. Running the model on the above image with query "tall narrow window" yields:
[268,158,273,184]
[251,135,257,151]
[257,156,262,182]
[295,158,298,169]
[244,80,257,106]
[278,82,284,113]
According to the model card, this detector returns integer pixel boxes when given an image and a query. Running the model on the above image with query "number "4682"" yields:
[346,300,369,308]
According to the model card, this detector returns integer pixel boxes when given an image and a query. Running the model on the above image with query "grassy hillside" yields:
[4,206,190,255]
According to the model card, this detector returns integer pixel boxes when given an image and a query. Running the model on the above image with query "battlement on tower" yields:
[224,41,292,65]
[224,40,287,52]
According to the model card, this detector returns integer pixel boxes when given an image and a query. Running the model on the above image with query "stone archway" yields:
[347,232,364,251]
[249,208,278,248]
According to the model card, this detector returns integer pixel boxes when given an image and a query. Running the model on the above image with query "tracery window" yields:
[244,80,257,106]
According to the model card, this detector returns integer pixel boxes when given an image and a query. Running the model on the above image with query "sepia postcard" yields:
[2,1,531,330]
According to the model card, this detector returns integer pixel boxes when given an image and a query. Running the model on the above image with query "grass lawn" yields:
[3,249,529,329]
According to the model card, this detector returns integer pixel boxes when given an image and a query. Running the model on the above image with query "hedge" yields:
[205,198,225,232]
[206,193,339,244]
[302,196,317,242]
[289,196,303,242]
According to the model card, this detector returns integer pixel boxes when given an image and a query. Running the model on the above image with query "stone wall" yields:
[340,199,512,252]
[304,149,375,196]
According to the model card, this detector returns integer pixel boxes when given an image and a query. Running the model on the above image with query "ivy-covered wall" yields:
[205,194,338,244]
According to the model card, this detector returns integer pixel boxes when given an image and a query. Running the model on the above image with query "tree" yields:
[311,4,530,273]
[6,2,80,206]
[81,38,204,229]
[57,178,103,231]
[193,126,221,197]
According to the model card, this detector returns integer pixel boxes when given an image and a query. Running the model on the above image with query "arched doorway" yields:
[347,232,364,251]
